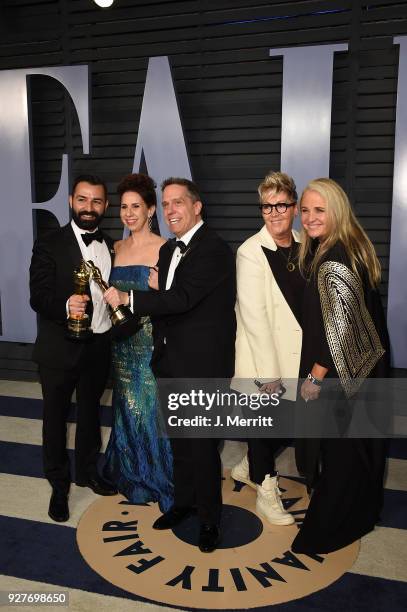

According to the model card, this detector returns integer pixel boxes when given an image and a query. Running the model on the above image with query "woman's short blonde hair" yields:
[258,171,298,203]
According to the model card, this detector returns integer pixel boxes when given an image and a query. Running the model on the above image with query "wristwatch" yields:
[307,372,323,386]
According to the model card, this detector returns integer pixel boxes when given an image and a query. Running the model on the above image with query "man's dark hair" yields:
[161,177,201,203]
[71,174,108,201]
[117,173,157,208]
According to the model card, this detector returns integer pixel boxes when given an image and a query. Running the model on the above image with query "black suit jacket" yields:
[29,223,114,369]
[130,224,236,379]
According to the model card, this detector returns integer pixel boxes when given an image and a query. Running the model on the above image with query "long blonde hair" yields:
[298,178,381,287]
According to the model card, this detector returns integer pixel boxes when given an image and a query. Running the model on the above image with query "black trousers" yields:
[154,351,223,525]
[242,397,292,484]
[39,331,110,490]
[247,438,285,483]
[170,437,222,525]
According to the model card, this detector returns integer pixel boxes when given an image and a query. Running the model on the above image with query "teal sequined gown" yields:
[104,265,173,511]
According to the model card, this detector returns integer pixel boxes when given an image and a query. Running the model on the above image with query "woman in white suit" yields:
[231,171,304,525]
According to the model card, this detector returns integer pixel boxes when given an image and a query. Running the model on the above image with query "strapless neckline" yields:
[113,264,150,269]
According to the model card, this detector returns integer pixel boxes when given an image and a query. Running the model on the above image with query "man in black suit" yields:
[104,177,236,552]
[30,174,117,523]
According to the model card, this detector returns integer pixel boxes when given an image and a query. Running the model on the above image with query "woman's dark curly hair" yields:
[117,173,157,208]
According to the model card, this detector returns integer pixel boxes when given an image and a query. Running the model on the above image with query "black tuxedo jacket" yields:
[29,223,114,369]
[130,224,236,378]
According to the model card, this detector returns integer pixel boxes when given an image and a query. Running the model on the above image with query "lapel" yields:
[158,240,173,289]
[259,225,302,326]
[258,224,300,250]
[65,223,115,266]
[62,224,83,270]
[159,224,207,287]
[62,223,95,315]
[175,223,207,272]
[101,230,115,265]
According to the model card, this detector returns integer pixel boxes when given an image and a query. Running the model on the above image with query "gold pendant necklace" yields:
[277,243,296,272]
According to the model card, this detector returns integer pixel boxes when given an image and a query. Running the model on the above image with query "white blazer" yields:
[232,225,302,401]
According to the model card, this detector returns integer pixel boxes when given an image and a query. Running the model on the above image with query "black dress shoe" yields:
[48,489,69,522]
[153,507,195,530]
[76,475,117,496]
[199,524,221,553]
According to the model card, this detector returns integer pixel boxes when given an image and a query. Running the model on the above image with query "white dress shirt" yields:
[70,220,112,333]
[165,220,204,289]
[128,220,204,315]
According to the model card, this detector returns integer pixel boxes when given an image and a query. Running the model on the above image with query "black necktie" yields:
[81,230,103,247]
[168,238,187,254]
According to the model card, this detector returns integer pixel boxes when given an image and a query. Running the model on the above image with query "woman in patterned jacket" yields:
[292,177,390,555]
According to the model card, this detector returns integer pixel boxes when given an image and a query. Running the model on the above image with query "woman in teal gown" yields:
[104,173,173,511]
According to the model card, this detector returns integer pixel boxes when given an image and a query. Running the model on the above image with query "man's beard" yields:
[72,209,104,231]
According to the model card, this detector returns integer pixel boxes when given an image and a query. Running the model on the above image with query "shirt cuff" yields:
[129,291,134,313]
[66,298,70,319]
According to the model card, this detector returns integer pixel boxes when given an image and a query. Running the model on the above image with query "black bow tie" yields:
[168,238,188,254]
[81,230,103,247]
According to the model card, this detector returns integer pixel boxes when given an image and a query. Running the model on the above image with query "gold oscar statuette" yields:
[66,260,93,340]
[84,260,136,337]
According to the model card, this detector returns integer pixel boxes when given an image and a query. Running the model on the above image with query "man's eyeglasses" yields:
[259,202,296,214]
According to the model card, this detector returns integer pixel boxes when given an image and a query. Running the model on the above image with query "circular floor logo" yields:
[77,473,359,609]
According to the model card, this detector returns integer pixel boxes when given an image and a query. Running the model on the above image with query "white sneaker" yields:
[256,474,295,525]
[230,454,256,489]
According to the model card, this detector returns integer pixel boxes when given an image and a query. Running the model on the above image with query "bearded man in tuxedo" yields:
[104,177,236,552]
[30,174,117,523]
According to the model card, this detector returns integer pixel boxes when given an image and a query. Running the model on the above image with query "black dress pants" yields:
[154,351,223,526]
[243,397,292,484]
[39,331,110,490]
[170,437,222,525]
[247,438,285,484]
